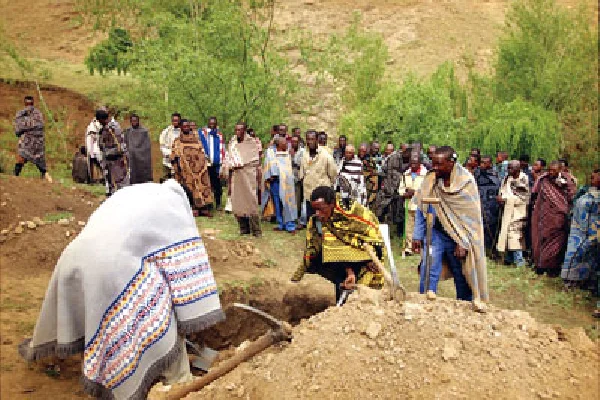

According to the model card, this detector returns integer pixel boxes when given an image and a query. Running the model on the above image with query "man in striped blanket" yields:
[335,144,367,206]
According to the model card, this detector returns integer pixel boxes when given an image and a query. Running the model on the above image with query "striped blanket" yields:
[19,180,224,399]
[261,149,298,223]
[335,157,367,206]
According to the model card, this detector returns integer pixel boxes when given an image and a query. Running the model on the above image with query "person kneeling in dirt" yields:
[290,185,384,302]
[19,179,225,400]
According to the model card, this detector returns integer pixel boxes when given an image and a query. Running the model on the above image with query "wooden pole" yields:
[166,327,291,400]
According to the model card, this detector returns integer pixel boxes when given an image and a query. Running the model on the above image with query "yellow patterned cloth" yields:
[292,196,384,289]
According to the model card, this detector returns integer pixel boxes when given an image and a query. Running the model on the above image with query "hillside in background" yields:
[0,0,597,165]
[1,0,595,74]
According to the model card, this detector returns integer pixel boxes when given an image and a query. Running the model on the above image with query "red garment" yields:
[531,173,576,271]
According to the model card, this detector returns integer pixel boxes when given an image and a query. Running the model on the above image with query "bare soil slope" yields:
[1,0,596,75]
[276,0,596,78]
[0,0,101,63]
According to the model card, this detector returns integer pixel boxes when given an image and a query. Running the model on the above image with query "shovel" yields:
[185,339,218,373]
[166,304,293,400]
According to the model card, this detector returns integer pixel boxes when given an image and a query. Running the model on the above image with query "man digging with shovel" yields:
[412,146,488,312]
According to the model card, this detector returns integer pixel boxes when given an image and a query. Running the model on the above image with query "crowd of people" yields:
[13,98,599,300]
[12,96,600,399]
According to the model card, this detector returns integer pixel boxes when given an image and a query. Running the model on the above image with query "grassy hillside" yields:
[0,0,596,179]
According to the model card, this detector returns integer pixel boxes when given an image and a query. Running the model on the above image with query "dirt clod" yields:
[365,321,382,339]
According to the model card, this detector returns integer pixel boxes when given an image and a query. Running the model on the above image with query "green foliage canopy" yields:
[339,64,467,148]
[85,28,133,75]
[469,98,560,161]
[81,0,296,141]
[320,0,596,178]
[492,0,598,174]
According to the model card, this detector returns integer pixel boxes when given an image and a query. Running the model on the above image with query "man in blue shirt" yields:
[199,117,225,210]
[494,150,509,182]
[412,204,473,301]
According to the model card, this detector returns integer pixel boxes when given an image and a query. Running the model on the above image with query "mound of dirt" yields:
[202,233,268,269]
[184,291,598,400]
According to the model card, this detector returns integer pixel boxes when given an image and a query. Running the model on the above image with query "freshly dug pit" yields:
[189,281,332,352]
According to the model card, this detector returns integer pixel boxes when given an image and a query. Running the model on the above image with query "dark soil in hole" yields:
[189,281,332,351]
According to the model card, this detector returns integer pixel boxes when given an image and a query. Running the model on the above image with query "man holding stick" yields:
[412,146,488,311]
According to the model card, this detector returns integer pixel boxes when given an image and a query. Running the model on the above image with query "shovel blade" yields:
[186,340,218,373]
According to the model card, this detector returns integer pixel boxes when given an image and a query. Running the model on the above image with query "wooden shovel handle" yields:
[166,329,290,400]
[422,197,441,204]
[363,244,393,287]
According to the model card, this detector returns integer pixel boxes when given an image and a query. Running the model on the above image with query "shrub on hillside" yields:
[339,64,467,148]
[85,28,133,76]
[468,98,561,161]
[493,0,598,175]
[81,1,293,140]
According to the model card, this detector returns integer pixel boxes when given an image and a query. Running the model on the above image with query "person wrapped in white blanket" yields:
[20,180,225,400]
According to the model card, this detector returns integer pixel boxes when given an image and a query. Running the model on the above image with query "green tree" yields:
[337,63,467,149]
[80,0,296,141]
[468,98,561,161]
[85,28,133,75]
[493,0,598,176]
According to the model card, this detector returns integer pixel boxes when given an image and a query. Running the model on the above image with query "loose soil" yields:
[0,176,99,229]
[0,176,333,399]
[184,291,599,400]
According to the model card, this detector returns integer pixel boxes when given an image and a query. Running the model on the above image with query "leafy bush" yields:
[492,0,598,175]
[81,1,294,141]
[85,28,133,75]
[339,64,467,148]
[326,0,596,178]
[302,13,388,110]
[468,98,560,161]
